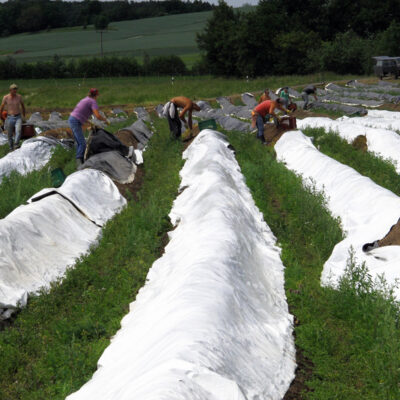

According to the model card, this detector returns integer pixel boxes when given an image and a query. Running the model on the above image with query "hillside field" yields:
[0,11,212,66]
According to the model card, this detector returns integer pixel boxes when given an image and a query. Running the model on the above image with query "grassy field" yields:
[0,12,212,65]
[0,73,365,110]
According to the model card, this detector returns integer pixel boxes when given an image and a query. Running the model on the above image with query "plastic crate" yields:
[51,168,66,188]
[198,119,217,131]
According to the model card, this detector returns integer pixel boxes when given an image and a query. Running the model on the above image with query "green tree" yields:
[95,14,109,30]
[196,1,240,76]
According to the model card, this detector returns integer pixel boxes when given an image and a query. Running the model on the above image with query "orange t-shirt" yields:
[254,100,277,117]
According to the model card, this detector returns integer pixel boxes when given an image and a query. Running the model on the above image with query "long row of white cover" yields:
[0,169,126,313]
[0,137,58,183]
[339,109,400,131]
[297,115,400,173]
[67,130,295,400]
[275,130,400,297]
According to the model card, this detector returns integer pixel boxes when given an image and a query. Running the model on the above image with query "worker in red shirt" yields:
[251,98,287,143]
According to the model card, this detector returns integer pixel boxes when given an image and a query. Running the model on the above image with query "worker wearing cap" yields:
[251,98,287,144]
[164,96,200,138]
[0,83,26,151]
[68,88,108,166]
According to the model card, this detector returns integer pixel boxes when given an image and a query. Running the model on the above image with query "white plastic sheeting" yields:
[338,111,400,131]
[0,137,58,183]
[297,117,400,172]
[0,132,7,146]
[0,169,126,312]
[275,130,400,297]
[67,129,295,400]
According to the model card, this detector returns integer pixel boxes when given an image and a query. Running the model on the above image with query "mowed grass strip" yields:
[0,73,363,109]
[303,127,400,196]
[225,130,400,399]
[0,117,183,399]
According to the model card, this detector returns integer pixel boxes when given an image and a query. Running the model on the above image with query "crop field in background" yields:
[0,73,364,110]
[0,11,212,66]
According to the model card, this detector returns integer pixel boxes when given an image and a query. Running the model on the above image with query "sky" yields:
[0,0,259,7]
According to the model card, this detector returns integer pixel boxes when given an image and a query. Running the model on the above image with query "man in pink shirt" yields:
[68,88,108,166]
[0,83,26,151]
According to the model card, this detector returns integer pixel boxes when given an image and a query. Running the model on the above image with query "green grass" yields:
[0,12,212,63]
[225,130,400,399]
[303,127,400,196]
[0,145,75,219]
[0,116,183,399]
[1,73,366,110]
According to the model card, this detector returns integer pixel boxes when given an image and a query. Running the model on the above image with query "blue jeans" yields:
[256,114,265,141]
[68,115,86,159]
[5,115,22,149]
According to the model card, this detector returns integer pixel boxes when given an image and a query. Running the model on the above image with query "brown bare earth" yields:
[113,165,144,201]
[378,218,400,247]
[115,129,139,148]
[40,127,74,140]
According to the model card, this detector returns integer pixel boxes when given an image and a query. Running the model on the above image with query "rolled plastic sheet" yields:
[275,130,400,298]
[67,129,295,400]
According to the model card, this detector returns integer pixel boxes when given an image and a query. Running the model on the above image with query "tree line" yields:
[0,54,192,79]
[196,0,400,76]
[0,0,212,36]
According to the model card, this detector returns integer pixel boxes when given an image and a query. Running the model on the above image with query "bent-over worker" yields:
[252,98,287,144]
[68,88,108,166]
[0,83,26,151]
[164,96,200,139]
[301,85,317,110]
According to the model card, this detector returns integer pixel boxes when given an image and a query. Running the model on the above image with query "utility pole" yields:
[97,30,107,57]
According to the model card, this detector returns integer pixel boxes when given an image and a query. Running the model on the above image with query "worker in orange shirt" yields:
[258,88,271,103]
[251,98,288,144]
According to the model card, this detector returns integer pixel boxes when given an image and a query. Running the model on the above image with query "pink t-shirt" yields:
[70,96,99,124]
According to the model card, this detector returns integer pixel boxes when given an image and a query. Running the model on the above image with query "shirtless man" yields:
[164,96,200,138]
[0,83,26,151]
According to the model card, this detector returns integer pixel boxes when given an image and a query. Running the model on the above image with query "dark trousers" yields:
[167,105,182,138]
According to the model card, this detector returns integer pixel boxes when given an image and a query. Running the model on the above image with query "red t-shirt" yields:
[254,100,277,117]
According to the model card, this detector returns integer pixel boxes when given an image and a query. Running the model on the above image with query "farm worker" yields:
[258,88,271,103]
[279,87,290,109]
[68,88,108,166]
[301,85,318,110]
[251,98,287,144]
[163,96,200,138]
[0,83,26,151]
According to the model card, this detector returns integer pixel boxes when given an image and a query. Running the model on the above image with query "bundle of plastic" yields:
[0,169,126,317]
[275,130,400,298]
[67,129,295,400]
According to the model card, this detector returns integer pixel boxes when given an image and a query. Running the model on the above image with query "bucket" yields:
[21,124,35,138]
[288,116,297,129]
[51,168,66,188]
[198,119,217,131]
